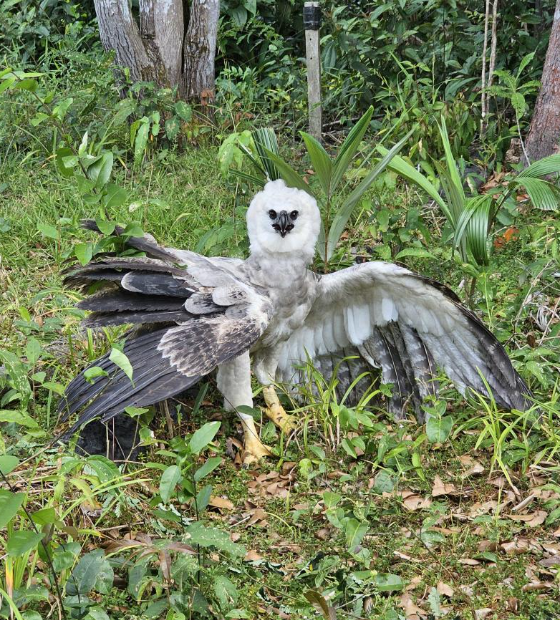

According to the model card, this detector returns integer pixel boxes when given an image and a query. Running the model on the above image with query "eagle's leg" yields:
[217,354,273,463]
[262,385,296,433]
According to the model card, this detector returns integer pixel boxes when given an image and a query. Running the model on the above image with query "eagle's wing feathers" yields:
[59,234,272,434]
[278,262,530,416]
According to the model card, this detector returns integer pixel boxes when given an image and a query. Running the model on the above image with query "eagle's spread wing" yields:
[276,262,530,417]
[59,229,272,435]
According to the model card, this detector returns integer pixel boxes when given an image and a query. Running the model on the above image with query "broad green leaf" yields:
[374,573,404,592]
[134,118,150,167]
[0,455,19,476]
[186,521,245,556]
[78,131,88,156]
[189,421,221,454]
[518,153,560,178]
[0,490,25,528]
[426,415,454,443]
[37,222,58,240]
[7,530,45,556]
[394,248,436,260]
[160,465,182,502]
[75,242,93,266]
[512,177,560,211]
[0,410,39,428]
[301,131,332,196]
[31,507,56,525]
[261,148,314,195]
[25,338,42,365]
[103,183,128,209]
[331,106,373,192]
[42,381,64,395]
[0,76,16,94]
[85,608,111,620]
[165,117,180,141]
[123,222,143,237]
[194,456,222,482]
[345,518,368,550]
[95,217,116,235]
[55,147,75,178]
[30,112,49,126]
[84,366,108,383]
[195,484,213,512]
[91,152,113,189]
[14,78,38,92]
[66,549,111,596]
[175,101,192,122]
[109,348,133,383]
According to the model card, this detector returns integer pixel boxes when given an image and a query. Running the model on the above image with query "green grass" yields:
[1,146,560,620]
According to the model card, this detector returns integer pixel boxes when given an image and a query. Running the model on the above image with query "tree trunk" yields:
[94,0,155,83]
[139,0,184,89]
[525,0,560,162]
[93,0,219,102]
[183,0,220,105]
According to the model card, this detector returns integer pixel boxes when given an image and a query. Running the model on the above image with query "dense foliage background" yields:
[1,2,560,619]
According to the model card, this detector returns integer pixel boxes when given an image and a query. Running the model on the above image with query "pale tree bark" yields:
[94,0,155,83]
[183,0,220,105]
[525,0,560,162]
[139,0,184,87]
[93,0,220,101]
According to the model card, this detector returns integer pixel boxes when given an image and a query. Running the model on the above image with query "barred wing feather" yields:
[277,262,530,418]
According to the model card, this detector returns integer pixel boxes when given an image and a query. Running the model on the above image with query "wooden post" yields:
[304,2,322,141]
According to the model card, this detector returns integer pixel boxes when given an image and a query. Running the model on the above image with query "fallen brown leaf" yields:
[437,581,454,597]
[432,474,459,497]
[402,492,432,511]
[505,510,547,527]
[459,455,485,478]
[399,593,427,619]
[209,496,234,510]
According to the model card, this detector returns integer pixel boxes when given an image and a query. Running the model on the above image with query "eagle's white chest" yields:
[244,254,318,347]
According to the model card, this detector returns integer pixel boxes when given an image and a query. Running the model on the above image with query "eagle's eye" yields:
[268,210,277,219]
[290,211,298,220]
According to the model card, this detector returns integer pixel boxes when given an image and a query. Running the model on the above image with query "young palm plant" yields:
[232,108,410,272]
[378,116,560,268]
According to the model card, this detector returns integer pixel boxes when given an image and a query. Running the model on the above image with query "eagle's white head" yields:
[246,179,321,261]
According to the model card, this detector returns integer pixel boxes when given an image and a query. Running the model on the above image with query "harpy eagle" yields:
[59,180,530,461]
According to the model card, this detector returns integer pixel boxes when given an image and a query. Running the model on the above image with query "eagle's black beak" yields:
[272,210,294,238]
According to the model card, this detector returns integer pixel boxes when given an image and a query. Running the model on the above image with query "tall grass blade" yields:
[331,106,374,193]
[262,148,314,195]
[252,128,281,180]
[301,131,333,197]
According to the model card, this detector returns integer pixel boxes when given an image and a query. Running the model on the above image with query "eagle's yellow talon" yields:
[264,406,296,433]
[262,385,296,433]
[242,435,273,465]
